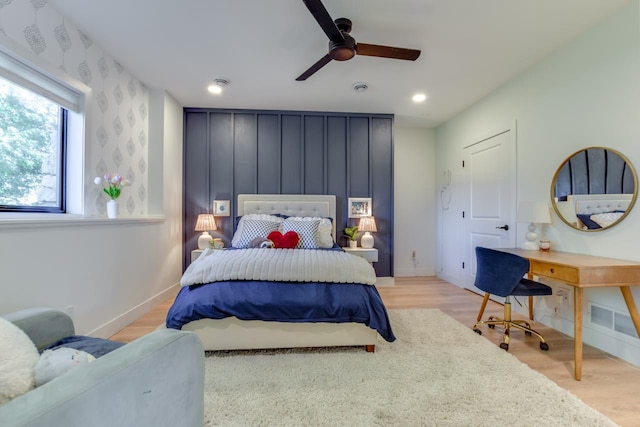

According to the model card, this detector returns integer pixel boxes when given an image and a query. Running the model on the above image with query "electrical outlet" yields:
[556,286,571,304]
[64,305,74,321]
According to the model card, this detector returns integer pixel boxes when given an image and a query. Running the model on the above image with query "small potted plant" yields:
[343,226,360,248]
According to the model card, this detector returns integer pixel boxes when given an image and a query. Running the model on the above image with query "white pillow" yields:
[590,212,624,228]
[281,218,321,249]
[232,214,283,248]
[0,317,39,405]
[35,348,96,386]
[282,216,334,248]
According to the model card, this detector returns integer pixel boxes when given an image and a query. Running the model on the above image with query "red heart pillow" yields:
[267,231,299,249]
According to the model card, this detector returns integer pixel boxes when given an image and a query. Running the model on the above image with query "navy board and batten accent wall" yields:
[183,108,394,277]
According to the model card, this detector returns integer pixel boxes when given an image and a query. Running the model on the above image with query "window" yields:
[0,76,67,212]
[0,46,81,214]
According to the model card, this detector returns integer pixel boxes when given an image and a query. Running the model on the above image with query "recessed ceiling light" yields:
[412,93,427,103]
[352,82,368,92]
[208,84,222,94]
[208,78,230,95]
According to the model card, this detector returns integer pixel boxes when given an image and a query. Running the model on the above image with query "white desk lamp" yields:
[517,202,551,250]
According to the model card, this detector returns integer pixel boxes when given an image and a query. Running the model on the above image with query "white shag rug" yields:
[203,309,617,427]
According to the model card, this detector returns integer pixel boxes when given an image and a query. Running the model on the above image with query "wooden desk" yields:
[499,248,640,380]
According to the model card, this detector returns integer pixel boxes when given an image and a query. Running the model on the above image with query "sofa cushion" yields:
[0,317,39,405]
[44,335,125,358]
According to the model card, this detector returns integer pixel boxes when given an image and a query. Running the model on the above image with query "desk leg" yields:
[620,286,640,337]
[574,287,583,381]
[527,272,534,320]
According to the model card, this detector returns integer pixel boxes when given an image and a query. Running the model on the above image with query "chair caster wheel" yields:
[488,324,496,329]
[473,328,482,335]
[540,342,549,351]
[499,343,509,351]
[525,331,532,336]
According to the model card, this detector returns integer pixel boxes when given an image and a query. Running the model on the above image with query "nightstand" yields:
[191,249,204,262]
[342,247,378,264]
[191,248,225,262]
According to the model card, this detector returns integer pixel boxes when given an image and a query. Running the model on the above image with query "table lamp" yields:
[195,214,217,249]
[517,202,551,250]
[358,216,377,249]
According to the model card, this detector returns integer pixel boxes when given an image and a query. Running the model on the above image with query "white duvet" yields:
[180,248,377,287]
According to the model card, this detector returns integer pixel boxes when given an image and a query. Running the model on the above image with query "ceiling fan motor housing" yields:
[329,33,356,61]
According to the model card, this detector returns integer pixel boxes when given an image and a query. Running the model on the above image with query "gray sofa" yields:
[0,308,204,427]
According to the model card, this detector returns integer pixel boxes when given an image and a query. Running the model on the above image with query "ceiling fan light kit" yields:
[297,0,421,81]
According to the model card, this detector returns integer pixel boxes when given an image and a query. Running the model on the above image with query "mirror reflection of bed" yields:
[551,147,638,231]
[555,194,632,231]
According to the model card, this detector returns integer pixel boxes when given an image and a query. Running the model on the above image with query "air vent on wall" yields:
[591,304,639,339]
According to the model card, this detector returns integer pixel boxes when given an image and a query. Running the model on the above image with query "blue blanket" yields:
[166,281,396,342]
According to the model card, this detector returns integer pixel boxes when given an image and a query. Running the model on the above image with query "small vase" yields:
[349,240,357,249]
[106,199,119,219]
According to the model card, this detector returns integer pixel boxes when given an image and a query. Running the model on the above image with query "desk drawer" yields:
[530,261,579,283]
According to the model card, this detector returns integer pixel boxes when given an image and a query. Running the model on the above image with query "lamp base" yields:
[521,222,539,250]
[520,241,540,250]
[198,231,212,249]
[361,232,374,249]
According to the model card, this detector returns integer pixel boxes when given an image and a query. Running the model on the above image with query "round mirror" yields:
[551,147,638,231]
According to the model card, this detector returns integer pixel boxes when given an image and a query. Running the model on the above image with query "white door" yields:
[463,128,517,296]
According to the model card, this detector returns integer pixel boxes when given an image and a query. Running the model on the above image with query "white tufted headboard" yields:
[569,194,632,215]
[237,194,337,240]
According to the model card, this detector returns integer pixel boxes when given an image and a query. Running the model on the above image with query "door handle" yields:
[496,224,509,230]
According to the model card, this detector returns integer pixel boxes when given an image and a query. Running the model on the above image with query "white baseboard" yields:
[376,277,395,287]
[88,283,180,339]
[436,271,464,288]
[394,267,434,277]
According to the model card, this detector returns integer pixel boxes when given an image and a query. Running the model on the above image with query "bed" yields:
[568,194,632,230]
[166,194,394,352]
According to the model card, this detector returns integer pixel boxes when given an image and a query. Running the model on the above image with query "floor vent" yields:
[590,304,639,339]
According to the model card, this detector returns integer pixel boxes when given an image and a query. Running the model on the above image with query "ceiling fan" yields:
[296,0,421,81]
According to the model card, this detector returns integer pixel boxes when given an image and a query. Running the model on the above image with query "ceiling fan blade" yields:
[356,43,421,61]
[301,0,344,42]
[296,54,332,81]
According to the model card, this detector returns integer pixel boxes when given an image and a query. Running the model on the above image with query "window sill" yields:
[0,213,165,230]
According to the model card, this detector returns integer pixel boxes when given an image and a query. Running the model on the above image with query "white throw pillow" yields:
[0,317,39,405]
[35,347,96,386]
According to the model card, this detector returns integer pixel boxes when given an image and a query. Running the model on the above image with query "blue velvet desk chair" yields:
[472,246,551,351]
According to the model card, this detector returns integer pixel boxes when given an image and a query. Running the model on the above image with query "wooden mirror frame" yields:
[550,147,638,232]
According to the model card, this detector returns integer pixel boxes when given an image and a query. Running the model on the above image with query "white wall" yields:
[435,1,640,365]
[0,5,183,337]
[394,127,436,276]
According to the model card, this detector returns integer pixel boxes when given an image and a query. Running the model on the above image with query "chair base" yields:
[473,300,549,352]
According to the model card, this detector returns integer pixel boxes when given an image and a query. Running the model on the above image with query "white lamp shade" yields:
[517,202,551,224]
[358,216,377,232]
[195,214,217,231]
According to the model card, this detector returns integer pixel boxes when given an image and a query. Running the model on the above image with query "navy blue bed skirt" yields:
[166,281,395,342]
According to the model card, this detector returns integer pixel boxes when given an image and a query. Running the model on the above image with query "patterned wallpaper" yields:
[0,0,149,215]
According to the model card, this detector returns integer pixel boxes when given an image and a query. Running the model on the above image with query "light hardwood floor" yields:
[111,277,640,426]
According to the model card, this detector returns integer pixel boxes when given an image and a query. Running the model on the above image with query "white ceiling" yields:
[48,0,628,128]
